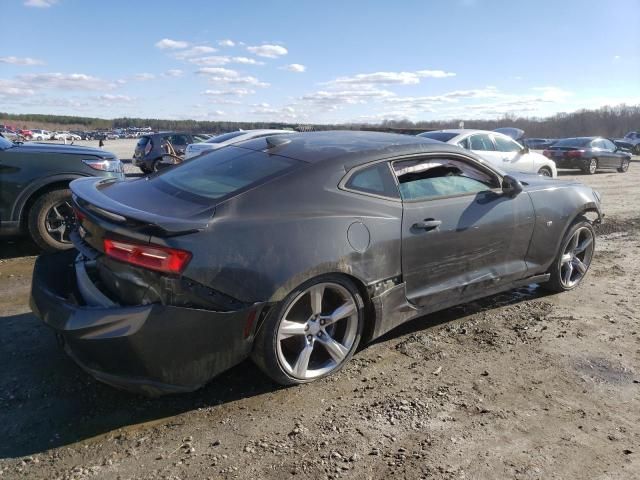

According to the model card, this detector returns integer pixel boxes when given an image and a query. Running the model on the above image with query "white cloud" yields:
[162,69,184,77]
[302,88,396,107]
[0,56,44,66]
[197,67,269,87]
[197,67,239,78]
[203,88,255,96]
[532,86,573,102]
[281,63,306,73]
[189,56,264,66]
[133,73,155,81]
[173,46,218,58]
[24,0,57,7]
[416,70,456,78]
[98,94,134,103]
[327,69,456,87]
[0,79,36,98]
[17,72,117,91]
[218,39,235,47]
[155,38,190,50]
[247,44,288,58]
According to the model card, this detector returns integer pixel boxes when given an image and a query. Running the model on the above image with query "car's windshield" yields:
[0,135,14,150]
[417,132,459,142]
[204,131,246,144]
[553,138,592,147]
[155,146,300,202]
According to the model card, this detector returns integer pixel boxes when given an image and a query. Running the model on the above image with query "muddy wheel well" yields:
[19,180,71,231]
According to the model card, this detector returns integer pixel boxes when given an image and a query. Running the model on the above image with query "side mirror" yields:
[502,175,523,197]
[520,145,530,154]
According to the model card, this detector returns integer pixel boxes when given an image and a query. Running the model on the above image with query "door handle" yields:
[412,219,442,231]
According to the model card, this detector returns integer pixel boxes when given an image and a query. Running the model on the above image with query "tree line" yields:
[1,104,638,137]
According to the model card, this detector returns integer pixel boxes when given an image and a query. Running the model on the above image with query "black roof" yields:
[237,130,465,168]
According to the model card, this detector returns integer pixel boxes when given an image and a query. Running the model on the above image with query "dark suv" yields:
[0,134,124,250]
[132,132,196,173]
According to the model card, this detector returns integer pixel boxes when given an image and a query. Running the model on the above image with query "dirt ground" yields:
[1,163,639,480]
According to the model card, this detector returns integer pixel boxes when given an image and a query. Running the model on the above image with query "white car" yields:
[418,129,557,177]
[31,129,52,140]
[53,131,81,141]
[184,129,292,159]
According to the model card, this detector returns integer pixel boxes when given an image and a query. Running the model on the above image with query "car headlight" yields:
[83,158,123,173]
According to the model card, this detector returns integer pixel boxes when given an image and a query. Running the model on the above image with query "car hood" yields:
[13,142,117,159]
[509,170,578,190]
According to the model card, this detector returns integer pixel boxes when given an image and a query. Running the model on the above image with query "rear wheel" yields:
[617,158,630,173]
[538,167,552,177]
[252,275,365,385]
[582,158,598,174]
[27,188,75,251]
[542,216,595,293]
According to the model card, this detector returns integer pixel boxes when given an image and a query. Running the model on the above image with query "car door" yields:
[492,134,534,173]
[394,154,535,309]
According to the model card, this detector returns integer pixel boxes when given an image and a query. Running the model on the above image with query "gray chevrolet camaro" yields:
[30,131,602,395]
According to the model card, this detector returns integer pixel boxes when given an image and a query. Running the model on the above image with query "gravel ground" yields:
[1,162,639,480]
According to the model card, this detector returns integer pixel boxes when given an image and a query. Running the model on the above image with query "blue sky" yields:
[1,0,639,123]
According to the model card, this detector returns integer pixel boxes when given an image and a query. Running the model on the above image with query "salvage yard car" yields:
[0,134,124,250]
[30,131,602,395]
[418,129,558,177]
[543,137,631,174]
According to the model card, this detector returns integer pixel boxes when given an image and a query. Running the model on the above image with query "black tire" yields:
[538,167,552,177]
[617,158,630,173]
[252,274,365,386]
[581,158,598,175]
[542,216,595,293]
[27,188,75,252]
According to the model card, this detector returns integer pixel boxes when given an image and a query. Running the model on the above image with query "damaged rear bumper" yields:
[30,250,264,396]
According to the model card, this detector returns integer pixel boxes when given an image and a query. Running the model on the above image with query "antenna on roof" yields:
[265,136,291,149]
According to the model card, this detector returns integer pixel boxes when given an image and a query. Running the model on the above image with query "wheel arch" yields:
[14,174,87,230]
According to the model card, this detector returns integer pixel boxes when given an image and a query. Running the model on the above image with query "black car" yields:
[31,131,603,395]
[523,138,557,150]
[0,134,124,250]
[133,132,196,173]
[543,137,631,174]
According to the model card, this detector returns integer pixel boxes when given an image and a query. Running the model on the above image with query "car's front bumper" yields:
[30,250,263,396]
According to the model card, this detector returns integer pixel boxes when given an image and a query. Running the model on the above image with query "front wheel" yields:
[27,189,76,251]
[252,275,365,385]
[542,216,595,293]
[538,167,552,177]
[617,158,630,173]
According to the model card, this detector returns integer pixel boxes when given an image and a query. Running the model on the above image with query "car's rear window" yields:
[553,138,592,147]
[154,146,300,201]
[417,132,459,142]
[136,136,150,147]
[205,131,246,144]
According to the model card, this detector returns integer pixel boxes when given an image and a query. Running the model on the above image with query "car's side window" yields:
[392,157,500,202]
[469,134,496,151]
[493,135,522,153]
[457,137,470,149]
[344,162,399,199]
[602,139,616,151]
[591,139,605,149]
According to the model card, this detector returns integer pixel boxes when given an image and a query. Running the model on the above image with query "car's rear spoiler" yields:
[70,177,211,235]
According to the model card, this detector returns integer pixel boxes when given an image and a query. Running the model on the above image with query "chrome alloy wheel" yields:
[276,282,359,380]
[559,226,594,288]
[588,158,598,174]
[44,199,75,244]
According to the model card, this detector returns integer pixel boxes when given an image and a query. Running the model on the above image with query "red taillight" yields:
[103,239,192,274]
[144,140,152,155]
[542,149,552,158]
[566,150,584,158]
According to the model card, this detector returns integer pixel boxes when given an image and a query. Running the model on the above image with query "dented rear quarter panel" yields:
[151,161,403,304]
